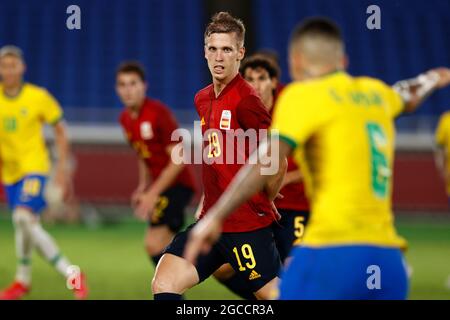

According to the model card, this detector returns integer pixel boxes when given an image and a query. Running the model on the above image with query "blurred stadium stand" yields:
[0,0,448,211]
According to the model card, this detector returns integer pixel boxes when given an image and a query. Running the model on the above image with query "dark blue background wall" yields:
[0,0,449,125]
[253,0,450,120]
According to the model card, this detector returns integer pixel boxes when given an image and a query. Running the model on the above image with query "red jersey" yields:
[270,85,309,211]
[195,74,276,233]
[119,98,195,191]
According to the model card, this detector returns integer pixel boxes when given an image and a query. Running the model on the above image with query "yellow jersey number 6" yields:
[233,244,256,271]
[366,123,390,198]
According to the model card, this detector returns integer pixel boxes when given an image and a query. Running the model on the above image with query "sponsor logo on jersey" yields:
[249,270,261,280]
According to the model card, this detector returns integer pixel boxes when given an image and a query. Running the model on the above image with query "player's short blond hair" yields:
[204,12,246,48]
[290,17,345,64]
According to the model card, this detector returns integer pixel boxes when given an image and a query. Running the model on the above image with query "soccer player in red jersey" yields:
[151,12,287,300]
[116,62,195,266]
[210,54,311,299]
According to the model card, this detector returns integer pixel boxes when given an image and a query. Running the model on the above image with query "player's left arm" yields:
[41,89,70,193]
[134,142,186,220]
[264,156,287,201]
[52,120,70,193]
[393,67,450,113]
[184,138,292,264]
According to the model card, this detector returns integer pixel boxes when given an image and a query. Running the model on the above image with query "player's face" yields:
[205,32,245,83]
[116,73,147,108]
[0,55,25,87]
[243,67,277,110]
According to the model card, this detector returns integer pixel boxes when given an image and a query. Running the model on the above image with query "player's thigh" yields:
[162,223,226,284]
[221,226,282,295]
[149,185,193,233]
[152,253,199,293]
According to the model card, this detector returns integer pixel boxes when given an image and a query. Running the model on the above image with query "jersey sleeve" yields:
[39,89,63,125]
[236,95,271,130]
[384,85,405,119]
[436,113,449,147]
[158,104,180,146]
[271,84,334,149]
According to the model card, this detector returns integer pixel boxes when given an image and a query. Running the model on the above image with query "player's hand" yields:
[271,201,282,221]
[429,67,450,89]
[54,167,69,200]
[184,212,222,265]
[134,191,159,221]
[131,185,146,207]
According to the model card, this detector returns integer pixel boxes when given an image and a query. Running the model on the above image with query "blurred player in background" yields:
[435,110,450,204]
[210,54,310,300]
[151,12,287,300]
[184,17,450,299]
[116,62,195,267]
[0,45,87,300]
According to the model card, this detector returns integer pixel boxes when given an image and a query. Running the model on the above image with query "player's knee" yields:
[12,208,35,227]
[151,274,174,294]
[151,254,198,294]
[151,267,180,294]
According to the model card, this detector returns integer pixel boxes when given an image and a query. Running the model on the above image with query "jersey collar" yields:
[2,82,25,99]
[209,73,242,100]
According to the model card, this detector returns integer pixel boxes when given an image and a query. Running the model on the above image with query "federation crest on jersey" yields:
[140,121,153,140]
[219,110,231,130]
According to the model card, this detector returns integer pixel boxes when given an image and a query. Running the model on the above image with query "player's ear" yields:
[271,77,278,90]
[237,46,245,61]
[342,54,349,70]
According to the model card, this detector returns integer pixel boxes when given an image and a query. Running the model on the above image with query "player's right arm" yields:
[392,67,450,115]
[131,158,150,207]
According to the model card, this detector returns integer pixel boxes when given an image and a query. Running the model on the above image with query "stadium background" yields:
[0,0,449,299]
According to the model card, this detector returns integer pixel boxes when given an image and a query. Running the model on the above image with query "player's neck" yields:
[2,81,23,98]
[301,66,341,81]
[263,96,274,112]
[213,72,238,98]
[128,97,146,118]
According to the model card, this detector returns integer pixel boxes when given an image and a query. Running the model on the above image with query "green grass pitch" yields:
[0,213,449,300]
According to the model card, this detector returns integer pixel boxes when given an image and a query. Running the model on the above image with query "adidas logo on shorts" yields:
[249,270,261,280]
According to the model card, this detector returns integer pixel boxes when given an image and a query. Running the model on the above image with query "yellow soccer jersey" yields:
[435,111,450,194]
[271,71,407,248]
[0,83,63,184]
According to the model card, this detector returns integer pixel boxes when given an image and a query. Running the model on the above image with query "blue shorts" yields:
[4,175,48,214]
[279,245,408,300]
